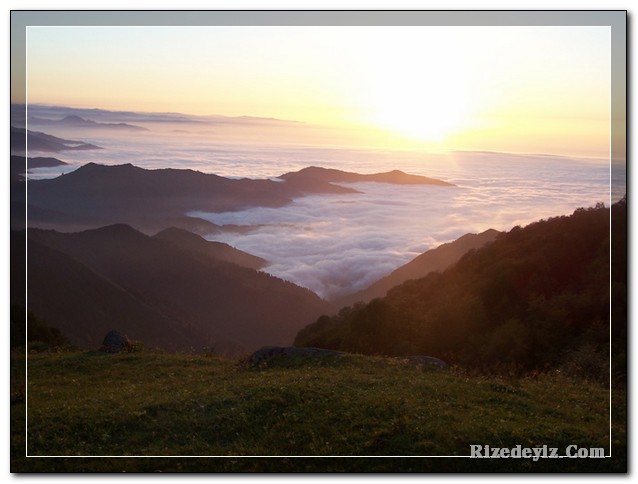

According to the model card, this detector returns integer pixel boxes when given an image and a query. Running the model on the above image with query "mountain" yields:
[295,200,624,379]
[28,114,148,131]
[15,103,299,126]
[11,126,102,153]
[153,227,267,270]
[336,229,500,306]
[279,166,456,187]
[10,155,67,181]
[15,162,454,234]
[19,162,305,228]
[12,224,331,354]
[11,233,198,351]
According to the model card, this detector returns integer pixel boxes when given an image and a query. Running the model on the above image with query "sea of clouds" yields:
[193,155,612,300]
[20,105,619,300]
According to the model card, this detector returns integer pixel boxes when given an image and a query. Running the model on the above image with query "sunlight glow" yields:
[366,70,471,143]
[357,36,475,144]
[24,25,612,158]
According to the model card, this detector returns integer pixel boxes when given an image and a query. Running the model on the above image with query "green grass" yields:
[11,351,626,472]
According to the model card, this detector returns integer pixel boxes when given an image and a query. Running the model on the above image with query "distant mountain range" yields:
[8,153,491,356]
[27,114,148,131]
[11,126,102,154]
[12,162,455,234]
[11,103,302,127]
[11,221,507,356]
[13,169,622,366]
[9,105,624,376]
[10,155,67,182]
[12,224,331,354]
[279,166,455,187]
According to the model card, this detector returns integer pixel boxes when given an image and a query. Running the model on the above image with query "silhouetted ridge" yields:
[153,227,267,270]
[10,155,68,182]
[280,166,455,186]
[154,226,207,244]
[82,223,143,238]
[27,114,149,131]
[72,162,138,174]
[336,228,500,305]
[15,224,330,354]
[19,162,453,234]
[10,126,102,153]
[61,115,85,123]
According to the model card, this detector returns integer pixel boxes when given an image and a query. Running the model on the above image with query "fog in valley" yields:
[16,104,615,300]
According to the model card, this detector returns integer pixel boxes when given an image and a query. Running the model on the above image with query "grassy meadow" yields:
[11,350,626,472]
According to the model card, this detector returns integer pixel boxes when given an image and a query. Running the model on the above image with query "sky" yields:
[24,25,611,157]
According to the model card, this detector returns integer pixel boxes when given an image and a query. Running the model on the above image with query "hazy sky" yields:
[25,26,611,157]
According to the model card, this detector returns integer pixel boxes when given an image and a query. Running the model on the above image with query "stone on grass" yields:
[99,330,131,353]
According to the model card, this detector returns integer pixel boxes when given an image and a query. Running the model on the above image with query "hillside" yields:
[10,155,67,182]
[28,114,148,131]
[337,229,500,306]
[10,305,74,351]
[11,351,625,471]
[10,126,101,153]
[11,234,202,351]
[12,225,331,354]
[296,200,625,379]
[153,227,267,270]
[279,166,456,187]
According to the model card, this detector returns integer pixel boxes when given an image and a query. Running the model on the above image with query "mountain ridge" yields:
[279,166,456,187]
[15,162,454,234]
[153,227,268,270]
[335,228,500,306]
[14,224,332,354]
[28,114,149,131]
[10,155,68,182]
[295,200,623,378]
[11,126,102,153]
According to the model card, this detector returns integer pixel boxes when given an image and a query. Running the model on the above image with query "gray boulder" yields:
[99,330,131,353]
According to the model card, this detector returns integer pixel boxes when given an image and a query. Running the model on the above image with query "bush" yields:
[126,340,145,353]
[11,305,75,352]
[560,343,609,384]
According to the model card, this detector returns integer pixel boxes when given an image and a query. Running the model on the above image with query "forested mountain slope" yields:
[12,225,331,354]
[296,199,626,380]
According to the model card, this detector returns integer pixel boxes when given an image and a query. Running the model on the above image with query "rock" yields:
[99,330,131,353]
[248,346,345,366]
[400,355,449,370]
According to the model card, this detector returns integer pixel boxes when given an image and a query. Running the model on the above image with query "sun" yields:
[371,83,469,143]
[364,69,472,145]
[353,41,475,146]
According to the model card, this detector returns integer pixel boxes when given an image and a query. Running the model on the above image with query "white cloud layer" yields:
[194,153,612,299]
[20,110,616,300]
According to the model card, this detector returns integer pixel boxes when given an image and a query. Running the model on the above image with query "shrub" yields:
[560,343,609,384]
[126,340,145,353]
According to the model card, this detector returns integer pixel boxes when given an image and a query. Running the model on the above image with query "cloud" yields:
[21,113,615,300]
[194,155,611,300]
